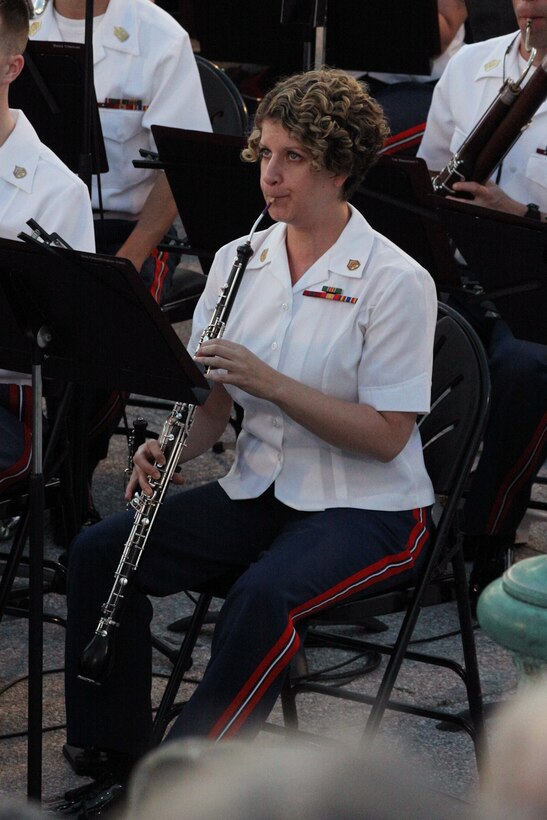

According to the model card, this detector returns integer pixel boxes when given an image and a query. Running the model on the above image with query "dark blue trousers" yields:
[65,482,432,756]
[460,318,547,539]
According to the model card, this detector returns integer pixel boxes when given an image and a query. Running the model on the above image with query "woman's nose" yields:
[262,156,281,185]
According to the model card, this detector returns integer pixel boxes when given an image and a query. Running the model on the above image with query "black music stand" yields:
[325,0,440,74]
[433,196,547,345]
[352,155,460,288]
[191,0,312,79]
[150,126,272,270]
[10,40,107,182]
[0,235,209,800]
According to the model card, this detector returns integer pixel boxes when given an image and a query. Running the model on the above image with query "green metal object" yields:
[477,555,547,681]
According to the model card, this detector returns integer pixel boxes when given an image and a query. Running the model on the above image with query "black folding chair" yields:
[278,303,490,766]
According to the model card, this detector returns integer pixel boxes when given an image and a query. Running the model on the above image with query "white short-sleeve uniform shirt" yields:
[0,109,95,386]
[30,0,212,215]
[190,206,437,512]
[418,31,547,209]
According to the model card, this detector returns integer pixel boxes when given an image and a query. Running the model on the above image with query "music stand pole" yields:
[79,0,95,191]
[27,327,51,800]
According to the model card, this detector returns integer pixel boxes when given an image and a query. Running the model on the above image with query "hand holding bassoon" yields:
[433,21,547,196]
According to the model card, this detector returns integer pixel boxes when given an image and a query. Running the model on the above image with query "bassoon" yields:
[433,22,547,195]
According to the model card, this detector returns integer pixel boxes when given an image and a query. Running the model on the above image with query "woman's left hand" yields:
[195,339,280,400]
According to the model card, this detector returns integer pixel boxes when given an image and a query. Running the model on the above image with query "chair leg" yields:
[363,593,425,738]
[151,592,213,746]
[452,548,489,771]
[280,673,299,729]
[0,511,30,624]
[280,649,309,731]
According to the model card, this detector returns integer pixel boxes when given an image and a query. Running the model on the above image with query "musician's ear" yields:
[3,53,24,86]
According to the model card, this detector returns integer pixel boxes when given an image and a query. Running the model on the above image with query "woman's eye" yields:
[259,148,271,159]
[288,151,302,161]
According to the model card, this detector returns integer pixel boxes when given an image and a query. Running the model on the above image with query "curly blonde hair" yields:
[242,68,389,199]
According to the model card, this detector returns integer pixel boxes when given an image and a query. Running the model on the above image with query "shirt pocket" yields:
[99,109,145,144]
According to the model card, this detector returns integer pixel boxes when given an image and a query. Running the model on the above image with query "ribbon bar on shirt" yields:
[303,289,358,304]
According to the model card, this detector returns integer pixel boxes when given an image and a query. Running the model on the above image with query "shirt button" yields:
[282,303,288,311]
[272,418,280,428]
[271,342,278,350]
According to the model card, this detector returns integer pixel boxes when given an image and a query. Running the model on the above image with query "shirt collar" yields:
[327,204,374,280]
[0,110,40,194]
[472,30,522,82]
[244,204,375,289]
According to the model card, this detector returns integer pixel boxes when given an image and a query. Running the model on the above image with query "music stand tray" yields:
[0,236,208,401]
[433,196,547,345]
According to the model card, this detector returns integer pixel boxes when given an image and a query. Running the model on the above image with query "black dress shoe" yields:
[46,773,126,817]
[468,534,513,613]
[63,745,128,779]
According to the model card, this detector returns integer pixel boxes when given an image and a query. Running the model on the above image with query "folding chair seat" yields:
[149,303,491,768]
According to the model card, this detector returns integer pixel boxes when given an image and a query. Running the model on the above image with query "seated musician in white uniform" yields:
[0,0,94,503]
[29,0,212,513]
[51,68,437,817]
[30,0,211,304]
[417,0,547,603]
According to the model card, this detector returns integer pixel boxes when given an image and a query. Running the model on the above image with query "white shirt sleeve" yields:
[34,178,95,252]
[143,28,211,148]
[417,61,458,171]
[358,267,437,413]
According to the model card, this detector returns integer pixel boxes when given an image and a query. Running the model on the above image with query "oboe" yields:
[78,204,270,685]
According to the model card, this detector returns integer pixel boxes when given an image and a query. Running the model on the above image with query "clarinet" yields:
[78,204,270,684]
[433,22,547,195]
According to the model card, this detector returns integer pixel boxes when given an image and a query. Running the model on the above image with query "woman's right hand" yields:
[124,439,183,502]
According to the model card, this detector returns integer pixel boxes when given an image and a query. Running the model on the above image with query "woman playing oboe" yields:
[57,68,437,815]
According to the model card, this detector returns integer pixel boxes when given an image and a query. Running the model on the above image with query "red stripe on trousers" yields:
[150,249,170,304]
[209,508,429,740]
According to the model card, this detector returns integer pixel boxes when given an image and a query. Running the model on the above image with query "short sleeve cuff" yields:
[359,372,432,412]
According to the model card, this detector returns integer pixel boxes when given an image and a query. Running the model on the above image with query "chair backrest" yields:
[195,55,249,136]
[419,302,490,500]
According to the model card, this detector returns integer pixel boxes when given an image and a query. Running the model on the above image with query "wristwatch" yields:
[524,202,541,220]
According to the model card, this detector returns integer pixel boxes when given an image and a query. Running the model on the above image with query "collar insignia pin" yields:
[29,21,42,36]
[484,59,500,72]
[347,259,360,271]
[260,248,269,263]
[13,166,27,180]
[114,26,130,42]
